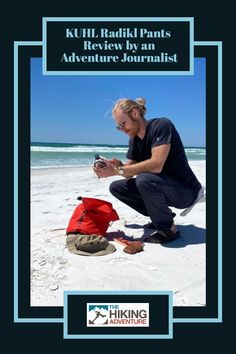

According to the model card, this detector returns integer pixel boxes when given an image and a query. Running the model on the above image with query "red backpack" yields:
[66,197,119,236]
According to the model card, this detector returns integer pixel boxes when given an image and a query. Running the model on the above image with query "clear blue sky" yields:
[31,58,205,147]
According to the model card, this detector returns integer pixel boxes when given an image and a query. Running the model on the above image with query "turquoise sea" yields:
[31,142,206,169]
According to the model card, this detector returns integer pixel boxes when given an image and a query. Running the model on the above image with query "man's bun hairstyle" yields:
[112,97,147,117]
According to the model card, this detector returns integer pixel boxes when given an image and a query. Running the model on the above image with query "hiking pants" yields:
[109,173,197,231]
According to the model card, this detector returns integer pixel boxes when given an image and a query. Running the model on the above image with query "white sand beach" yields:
[30,161,206,307]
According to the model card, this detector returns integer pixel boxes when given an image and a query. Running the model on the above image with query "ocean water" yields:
[31,142,206,169]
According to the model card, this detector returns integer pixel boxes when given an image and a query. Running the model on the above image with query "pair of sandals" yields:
[143,221,180,244]
[145,229,180,244]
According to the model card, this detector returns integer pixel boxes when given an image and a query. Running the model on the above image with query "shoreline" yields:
[31,160,206,174]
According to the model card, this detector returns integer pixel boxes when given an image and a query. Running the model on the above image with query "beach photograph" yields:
[30,58,206,307]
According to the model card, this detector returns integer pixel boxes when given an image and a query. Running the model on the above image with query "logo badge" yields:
[87,303,149,327]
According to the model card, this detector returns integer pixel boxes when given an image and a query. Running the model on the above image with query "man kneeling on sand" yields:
[93,98,203,244]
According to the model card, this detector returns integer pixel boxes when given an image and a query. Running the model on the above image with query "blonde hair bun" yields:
[135,97,146,107]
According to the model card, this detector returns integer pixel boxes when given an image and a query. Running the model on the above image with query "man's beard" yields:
[127,118,140,137]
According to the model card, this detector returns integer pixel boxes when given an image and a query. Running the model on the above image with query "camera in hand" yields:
[94,154,106,168]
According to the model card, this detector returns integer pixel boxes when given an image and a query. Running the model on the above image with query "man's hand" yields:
[93,159,118,178]
[108,159,123,168]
